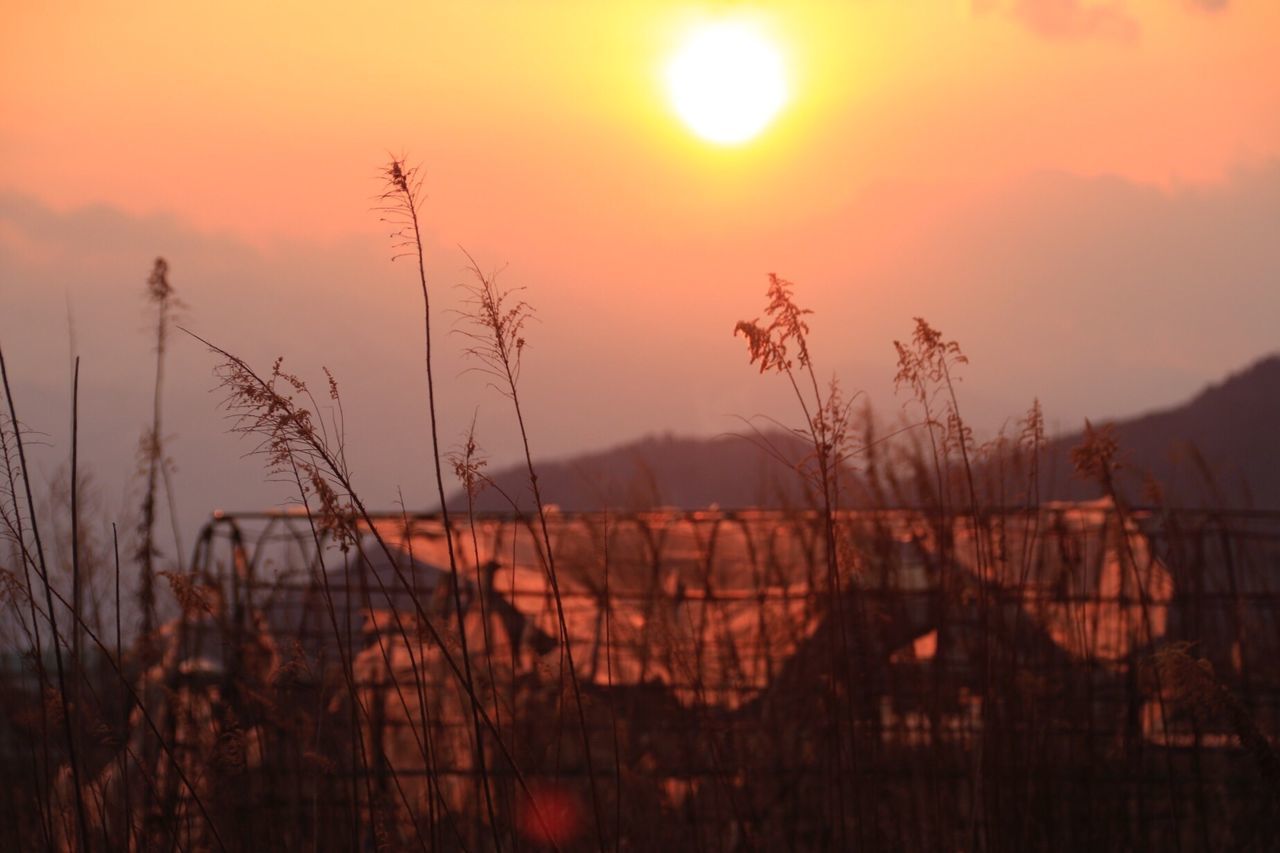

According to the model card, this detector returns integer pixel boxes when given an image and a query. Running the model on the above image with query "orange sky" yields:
[4,1,1277,246]
[2,1,1279,528]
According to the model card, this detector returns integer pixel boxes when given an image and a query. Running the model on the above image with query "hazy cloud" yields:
[974,0,1140,41]
[4,159,1279,546]
[976,0,1232,38]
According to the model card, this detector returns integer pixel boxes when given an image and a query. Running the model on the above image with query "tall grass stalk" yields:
[110,522,133,851]
[378,159,502,846]
[893,318,998,842]
[137,258,179,643]
[0,355,56,849]
[736,273,863,846]
[458,254,609,851]
[1073,419,1189,852]
[70,359,82,722]
[0,346,91,849]
[193,332,562,846]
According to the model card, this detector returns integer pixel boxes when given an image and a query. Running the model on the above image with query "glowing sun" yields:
[665,20,788,146]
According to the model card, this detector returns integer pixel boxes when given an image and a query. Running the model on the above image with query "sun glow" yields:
[665,19,788,146]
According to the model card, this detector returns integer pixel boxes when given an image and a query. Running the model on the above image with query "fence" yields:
[4,505,1279,850]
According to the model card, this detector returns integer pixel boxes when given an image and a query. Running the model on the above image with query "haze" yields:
[3,1,1278,542]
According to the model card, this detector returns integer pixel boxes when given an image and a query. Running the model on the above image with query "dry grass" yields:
[0,166,1275,851]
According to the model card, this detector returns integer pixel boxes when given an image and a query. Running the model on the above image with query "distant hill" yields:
[1040,354,1280,508]
[449,355,1280,513]
[445,431,827,513]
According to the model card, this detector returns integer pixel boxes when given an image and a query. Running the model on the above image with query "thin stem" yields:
[390,163,501,846]
[1,346,91,851]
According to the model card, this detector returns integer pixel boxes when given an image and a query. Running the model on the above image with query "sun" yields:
[665,20,788,146]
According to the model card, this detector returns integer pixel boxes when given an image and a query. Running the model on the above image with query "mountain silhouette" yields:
[448,354,1280,513]
[445,430,827,513]
[1040,353,1280,508]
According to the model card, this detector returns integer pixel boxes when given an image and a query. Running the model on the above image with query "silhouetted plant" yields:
[380,158,503,844]
[137,257,184,648]
[458,254,609,851]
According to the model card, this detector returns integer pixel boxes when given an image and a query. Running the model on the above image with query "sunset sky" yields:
[3,1,1278,536]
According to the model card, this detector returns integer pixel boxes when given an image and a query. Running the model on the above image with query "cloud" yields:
[4,158,1279,548]
[819,159,1280,431]
[1184,0,1229,12]
[974,0,1140,42]
[0,191,469,548]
